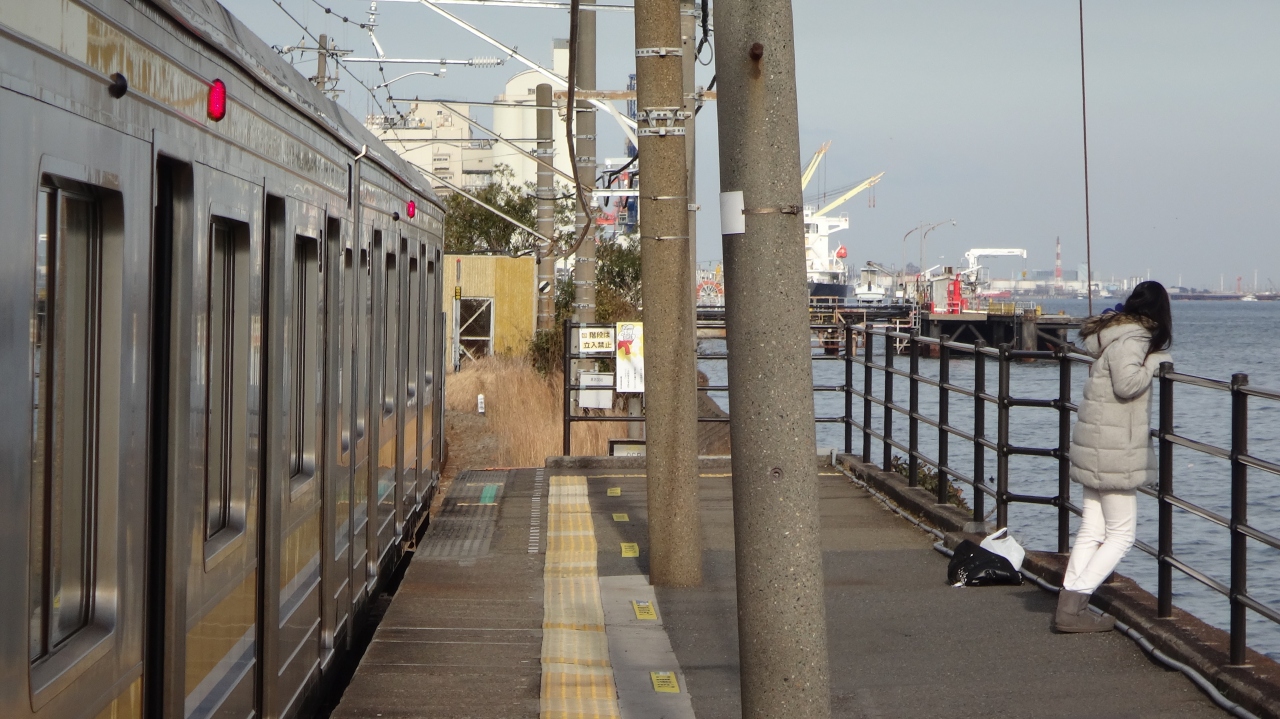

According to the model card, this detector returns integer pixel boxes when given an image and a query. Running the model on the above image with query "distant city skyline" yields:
[219,0,1280,290]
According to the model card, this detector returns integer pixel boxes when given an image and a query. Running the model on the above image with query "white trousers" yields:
[1062,486,1137,594]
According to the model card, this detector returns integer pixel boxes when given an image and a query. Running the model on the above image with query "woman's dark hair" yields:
[1121,280,1172,357]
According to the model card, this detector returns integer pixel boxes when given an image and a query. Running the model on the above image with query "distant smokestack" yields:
[1054,236,1063,289]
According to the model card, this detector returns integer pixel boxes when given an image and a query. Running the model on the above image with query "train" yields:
[1,1,448,717]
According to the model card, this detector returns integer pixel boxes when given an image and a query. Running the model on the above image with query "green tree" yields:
[443,165,575,255]
[595,235,642,322]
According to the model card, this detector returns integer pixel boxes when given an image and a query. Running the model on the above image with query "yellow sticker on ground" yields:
[612,513,629,522]
[620,543,640,558]
[607,487,622,497]
[631,600,657,620]
[650,671,680,693]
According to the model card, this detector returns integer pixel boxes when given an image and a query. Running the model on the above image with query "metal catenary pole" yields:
[635,0,701,587]
[536,83,556,330]
[681,0,698,306]
[574,0,598,322]
[713,2,832,715]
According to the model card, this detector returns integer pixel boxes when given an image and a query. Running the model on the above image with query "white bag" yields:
[980,527,1025,572]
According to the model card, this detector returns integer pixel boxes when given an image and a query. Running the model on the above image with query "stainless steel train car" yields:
[0,1,447,717]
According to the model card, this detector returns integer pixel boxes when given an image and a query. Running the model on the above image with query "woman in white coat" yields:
[1054,281,1173,633]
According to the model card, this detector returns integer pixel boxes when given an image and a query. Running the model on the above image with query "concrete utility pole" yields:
[635,0,701,586]
[573,0,598,322]
[536,83,556,330]
[315,34,329,91]
[713,1,832,716]
[681,0,698,306]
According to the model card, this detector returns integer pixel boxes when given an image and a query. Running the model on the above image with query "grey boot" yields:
[1053,590,1115,633]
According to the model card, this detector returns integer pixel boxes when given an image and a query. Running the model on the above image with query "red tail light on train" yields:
[208,79,227,121]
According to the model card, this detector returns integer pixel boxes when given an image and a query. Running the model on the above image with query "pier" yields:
[330,458,1274,718]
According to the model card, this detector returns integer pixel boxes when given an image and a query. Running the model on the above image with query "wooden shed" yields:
[443,254,537,362]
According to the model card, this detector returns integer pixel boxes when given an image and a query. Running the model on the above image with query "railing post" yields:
[563,318,572,456]
[844,322,854,455]
[1157,361,1174,619]
[937,335,951,505]
[862,328,873,463]
[972,339,987,524]
[1056,345,1072,554]
[908,331,920,487]
[996,343,1011,530]
[883,328,895,472]
[1229,372,1249,665]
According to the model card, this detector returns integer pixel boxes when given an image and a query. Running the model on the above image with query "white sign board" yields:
[615,322,644,393]
[579,372,614,410]
[577,326,616,355]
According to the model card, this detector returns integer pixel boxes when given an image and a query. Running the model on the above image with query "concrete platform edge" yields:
[838,454,1280,719]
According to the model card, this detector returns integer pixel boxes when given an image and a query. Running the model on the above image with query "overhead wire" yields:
[1079,0,1094,316]
[267,0,407,131]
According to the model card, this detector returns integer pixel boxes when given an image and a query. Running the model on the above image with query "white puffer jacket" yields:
[1069,317,1172,491]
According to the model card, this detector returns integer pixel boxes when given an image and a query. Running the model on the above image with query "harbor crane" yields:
[963,248,1027,273]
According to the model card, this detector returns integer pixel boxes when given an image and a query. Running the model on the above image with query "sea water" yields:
[698,299,1280,659]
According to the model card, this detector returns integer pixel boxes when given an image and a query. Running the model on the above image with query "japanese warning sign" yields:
[577,326,615,354]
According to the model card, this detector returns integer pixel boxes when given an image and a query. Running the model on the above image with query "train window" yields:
[288,235,321,491]
[205,217,250,541]
[382,252,399,422]
[356,245,371,445]
[29,181,102,661]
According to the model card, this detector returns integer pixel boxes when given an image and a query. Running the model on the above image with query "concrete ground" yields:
[332,465,1227,718]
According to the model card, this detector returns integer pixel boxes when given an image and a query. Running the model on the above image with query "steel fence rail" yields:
[559,317,1280,666]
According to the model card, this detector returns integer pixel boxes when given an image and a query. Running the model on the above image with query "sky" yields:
[220,0,1280,291]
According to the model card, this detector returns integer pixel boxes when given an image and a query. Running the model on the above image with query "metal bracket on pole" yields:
[638,127,686,137]
[574,256,597,264]
[636,47,685,57]
[641,235,691,242]
[743,205,802,216]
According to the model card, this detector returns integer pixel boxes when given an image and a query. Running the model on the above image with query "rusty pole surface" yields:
[536,83,556,330]
[573,0,598,322]
[636,0,702,587]
[713,1,832,716]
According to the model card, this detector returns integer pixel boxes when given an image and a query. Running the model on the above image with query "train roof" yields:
[150,0,442,209]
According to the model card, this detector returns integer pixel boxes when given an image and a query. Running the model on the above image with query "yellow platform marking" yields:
[612,513,629,522]
[620,543,639,558]
[631,600,657,621]
[541,476,622,719]
[650,671,680,693]
[606,487,622,497]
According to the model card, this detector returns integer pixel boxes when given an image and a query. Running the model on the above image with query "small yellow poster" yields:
[620,543,640,557]
[615,322,644,393]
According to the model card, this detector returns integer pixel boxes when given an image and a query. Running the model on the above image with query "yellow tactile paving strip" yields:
[541,475,622,719]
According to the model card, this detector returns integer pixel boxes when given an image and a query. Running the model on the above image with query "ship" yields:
[800,143,886,305]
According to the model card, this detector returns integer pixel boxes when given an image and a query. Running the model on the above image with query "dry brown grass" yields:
[445,355,629,467]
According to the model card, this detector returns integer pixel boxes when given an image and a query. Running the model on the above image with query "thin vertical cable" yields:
[1079,0,1094,316]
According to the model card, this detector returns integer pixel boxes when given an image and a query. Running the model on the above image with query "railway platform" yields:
[331,461,1229,718]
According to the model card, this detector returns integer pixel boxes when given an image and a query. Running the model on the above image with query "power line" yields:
[303,0,372,28]
[267,0,407,130]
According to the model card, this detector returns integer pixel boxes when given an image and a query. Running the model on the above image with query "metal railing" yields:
[561,319,850,456]
[846,323,1280,667]
[561,318,1280,664]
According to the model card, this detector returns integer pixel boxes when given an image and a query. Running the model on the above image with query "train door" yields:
[262,196,327,718]
[418,245,436,505]
[350,224,374,598]
[369,224,400,569]
[399,235,421,527]
[150,156,265,719]
[4,90,151,719]
[433,249,447,483]
[321,212,353,664]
